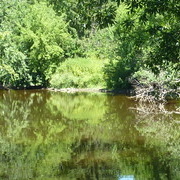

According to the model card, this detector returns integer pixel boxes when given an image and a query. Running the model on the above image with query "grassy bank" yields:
[49,57,107,89]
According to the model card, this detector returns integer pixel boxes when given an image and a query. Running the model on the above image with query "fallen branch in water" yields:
[130,106,180,115]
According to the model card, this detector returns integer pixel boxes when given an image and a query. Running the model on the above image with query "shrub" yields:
[50,57,106,88]
[103,57,137,90]
[0,1,75,87]
[132,65,180,102]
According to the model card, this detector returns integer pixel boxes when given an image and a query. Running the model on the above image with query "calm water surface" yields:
[0,90,179,180]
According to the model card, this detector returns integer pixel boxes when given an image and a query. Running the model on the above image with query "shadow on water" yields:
[0,90,179,180]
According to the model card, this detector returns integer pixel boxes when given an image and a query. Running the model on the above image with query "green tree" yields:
[117,0,180,72]
[104,0,180,89]
[47,0,118,37]
[0,0,32,87]
[0,0,75,87]
[104,4,142,89]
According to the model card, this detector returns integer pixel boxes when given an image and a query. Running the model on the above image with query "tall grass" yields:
[50,57,107,88]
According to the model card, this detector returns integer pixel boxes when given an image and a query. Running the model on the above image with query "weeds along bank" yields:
[50,57,107,89]
[0,0,179,99]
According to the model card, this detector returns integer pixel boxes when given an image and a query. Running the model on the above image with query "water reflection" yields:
[119,175,135,180]
[0,90,179,179]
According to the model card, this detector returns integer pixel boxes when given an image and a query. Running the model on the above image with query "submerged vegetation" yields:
[0,0,179,100]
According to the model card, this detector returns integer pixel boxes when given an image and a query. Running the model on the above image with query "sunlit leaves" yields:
[0,0,75,87]
[47,0,118,37]
[117,0,180,71]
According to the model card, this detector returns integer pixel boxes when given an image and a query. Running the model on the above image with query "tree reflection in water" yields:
[0,90,179,179]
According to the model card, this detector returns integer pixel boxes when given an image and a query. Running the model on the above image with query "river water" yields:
[0,90,179,180]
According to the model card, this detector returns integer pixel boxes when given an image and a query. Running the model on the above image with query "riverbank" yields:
[47,87,134,95]
[0,85,44,90]
[0,84,134,95]
[1,85,179,102]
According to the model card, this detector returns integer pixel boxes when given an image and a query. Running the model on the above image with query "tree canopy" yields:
[0,0,179,89]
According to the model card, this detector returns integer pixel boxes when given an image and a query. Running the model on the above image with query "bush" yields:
[50,57,106,88]
[132,65,180,102]
[133,64,180,89]
[0,1,75,87]
[103,57,137,90]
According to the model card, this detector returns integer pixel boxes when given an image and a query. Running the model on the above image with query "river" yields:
[0,90,179,180]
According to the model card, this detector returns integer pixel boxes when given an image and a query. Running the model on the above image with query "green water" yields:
[0,90,179,180]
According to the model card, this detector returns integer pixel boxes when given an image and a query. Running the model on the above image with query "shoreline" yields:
[47,87,134,95]
[0,85,134,95]
[1,86,179,102]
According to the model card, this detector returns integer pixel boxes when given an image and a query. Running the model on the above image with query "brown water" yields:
[0,90,179,180]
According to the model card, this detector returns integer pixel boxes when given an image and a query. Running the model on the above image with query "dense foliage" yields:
[0,0,75,87]
[50,57,106,88]
[0,0,179,93]
[47,0,118,37]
